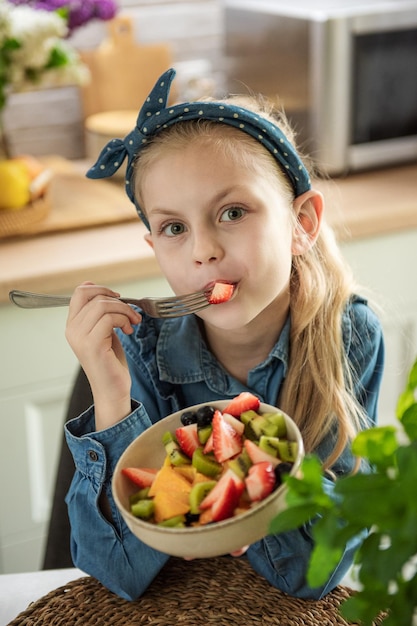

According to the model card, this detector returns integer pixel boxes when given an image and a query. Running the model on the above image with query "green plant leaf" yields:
[407,358,417,390]
[46,45,70,70]
[307,541,344,587]
[351,426,398,467]
[340,591,388,626]
[269,455,334,534]
[396,357,417,420]
[358,531,414,588]
[268,503,321,534]
[268,356,417,624]
[401,405,417,441]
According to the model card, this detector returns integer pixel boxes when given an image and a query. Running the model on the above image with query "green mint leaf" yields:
[351,426,398,467]
[335,472,397,527]
[407,359,417,390]
[340,592,387,626]
[307,542,344,587]
[268,503,320,534]
[396,358,417,420]
[400,405,417,441]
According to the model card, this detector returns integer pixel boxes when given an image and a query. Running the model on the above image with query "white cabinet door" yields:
[0,382,73,573]
[0,303,77,574]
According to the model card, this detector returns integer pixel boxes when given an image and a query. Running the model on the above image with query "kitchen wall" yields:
[4,0,226,159]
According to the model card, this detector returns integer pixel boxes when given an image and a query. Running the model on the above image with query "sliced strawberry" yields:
[212,410,243,463]
[223,412,245,435]
[208,282,235,304]
[244,438,281,468]
[121,467,158,488]
[223,391,260,417]
[199,468,244,510]
[175,423,200,458]
[245,461,276,502]
[211,477,240,522]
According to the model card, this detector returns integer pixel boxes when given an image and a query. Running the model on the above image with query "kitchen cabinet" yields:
[340,229,417,428]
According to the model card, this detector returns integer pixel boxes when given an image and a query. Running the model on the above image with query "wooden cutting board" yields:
[80,16,174,118]
[0,157,138,239]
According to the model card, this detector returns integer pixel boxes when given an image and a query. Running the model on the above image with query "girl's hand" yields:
[184,546,249,561]
[65,282,142,430]
[229,546,249,557]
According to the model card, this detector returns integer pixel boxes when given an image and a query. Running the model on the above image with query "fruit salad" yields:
[122,392,298,528]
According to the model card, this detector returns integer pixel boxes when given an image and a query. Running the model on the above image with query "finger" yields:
[69,285,141,328]
[230,546,249,557]
[66,299,141,360]
[69,283,121,312]
[69,303,141,346]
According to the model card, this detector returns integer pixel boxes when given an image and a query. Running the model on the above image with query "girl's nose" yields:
[192,228,224,265]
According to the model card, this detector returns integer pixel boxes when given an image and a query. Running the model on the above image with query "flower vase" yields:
[0,112,11,160]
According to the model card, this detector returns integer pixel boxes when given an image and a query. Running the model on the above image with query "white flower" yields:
[0,0,89,101]
[9,6,68,73]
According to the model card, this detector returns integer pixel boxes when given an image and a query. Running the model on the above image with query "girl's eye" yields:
[162,222,186,237]
[220,206,246,222]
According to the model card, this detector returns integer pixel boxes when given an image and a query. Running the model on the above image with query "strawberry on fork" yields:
[208,282,235,304]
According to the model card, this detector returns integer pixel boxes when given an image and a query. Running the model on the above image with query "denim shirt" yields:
[65,297,384,601]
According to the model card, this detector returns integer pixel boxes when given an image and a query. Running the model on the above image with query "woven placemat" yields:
[0,196,50,239]
[8,557,383,626]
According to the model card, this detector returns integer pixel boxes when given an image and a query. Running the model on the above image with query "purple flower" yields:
[7,0,118,32]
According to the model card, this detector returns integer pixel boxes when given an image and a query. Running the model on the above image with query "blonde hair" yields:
[133,96,367,471]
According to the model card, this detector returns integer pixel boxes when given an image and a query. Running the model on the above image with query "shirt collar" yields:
[156,314,291,391]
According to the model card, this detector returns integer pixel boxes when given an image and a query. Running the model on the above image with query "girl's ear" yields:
[144,232,154,249]
[291,189,324,256]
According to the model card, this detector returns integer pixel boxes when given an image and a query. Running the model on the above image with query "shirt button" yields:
[88,450,99,462]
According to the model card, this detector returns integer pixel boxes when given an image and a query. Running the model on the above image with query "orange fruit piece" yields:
[152,491,190,523]
[148,465,192,522]
[149,465,192,497]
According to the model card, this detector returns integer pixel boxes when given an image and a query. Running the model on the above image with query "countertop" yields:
[1,161,416,304]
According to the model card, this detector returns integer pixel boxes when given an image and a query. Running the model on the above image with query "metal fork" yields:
[9,288,211,318]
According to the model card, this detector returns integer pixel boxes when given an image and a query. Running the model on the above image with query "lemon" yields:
[0,159,31,211]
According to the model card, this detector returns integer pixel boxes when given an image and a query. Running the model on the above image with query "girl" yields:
[64,69,384,601]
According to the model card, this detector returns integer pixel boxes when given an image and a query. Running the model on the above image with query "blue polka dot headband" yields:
[87,68,311,229]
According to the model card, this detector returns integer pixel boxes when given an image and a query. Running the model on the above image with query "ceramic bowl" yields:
[112,401,304,558]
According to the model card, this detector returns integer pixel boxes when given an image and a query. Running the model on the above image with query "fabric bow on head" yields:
[87,68,311,229]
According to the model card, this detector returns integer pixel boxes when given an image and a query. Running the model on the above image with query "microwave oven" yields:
[224,0,417,175]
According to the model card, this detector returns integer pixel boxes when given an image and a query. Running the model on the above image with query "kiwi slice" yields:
[264,412,287,437]
[227,449,252,479]
[157,515,186,528]
[189,481,217,514]
[162,430,191,466]
[192,447,222,478]
[244,415,269,441]
[162,431,177,447]
[129,487,151,505]
[258,435,280,457]
[198,424,212,445]
[239,409,259,425]
[169,448,192,466]
[277,440,298,462]
[131,498,154,519]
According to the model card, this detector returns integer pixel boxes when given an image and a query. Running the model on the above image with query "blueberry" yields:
[180,411,197,426]
[274,462,293,486]
[195,405,216,428]
[185,512,200,525]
